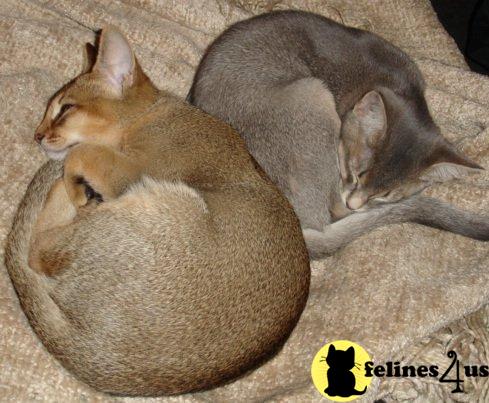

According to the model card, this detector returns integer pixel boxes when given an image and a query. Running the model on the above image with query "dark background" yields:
[430,0,489,74]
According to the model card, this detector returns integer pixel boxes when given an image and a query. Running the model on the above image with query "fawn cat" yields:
[189,10,489,258]
[4,27,310,396]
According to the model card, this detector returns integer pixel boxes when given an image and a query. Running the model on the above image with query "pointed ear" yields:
[328,344,336,354]
[421,146,484,183]
[92,27,136,95]
[353,91,387,148]
[81,43,97,74]
[346,346,355,355]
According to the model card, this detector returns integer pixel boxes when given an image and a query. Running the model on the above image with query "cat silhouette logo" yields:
[311,340,372,401]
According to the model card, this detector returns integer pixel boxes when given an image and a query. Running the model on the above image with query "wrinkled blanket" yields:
[1,0,488,401]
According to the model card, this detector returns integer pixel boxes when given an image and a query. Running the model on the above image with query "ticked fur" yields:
[189,10,489,258]
[6,27,310,395]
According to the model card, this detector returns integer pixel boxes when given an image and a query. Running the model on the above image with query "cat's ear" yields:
[328,344,336,354]
[353,91,387,148]
[92,27,136,95]
[421,145,483,183]
[346,346,355,357]
[81,43,97,74]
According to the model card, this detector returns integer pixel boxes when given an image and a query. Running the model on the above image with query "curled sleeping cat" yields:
[189,10,489,259]
[4,28,310,395]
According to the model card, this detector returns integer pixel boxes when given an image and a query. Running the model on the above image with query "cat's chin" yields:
[42,142,79,161]
[44,148,69,160]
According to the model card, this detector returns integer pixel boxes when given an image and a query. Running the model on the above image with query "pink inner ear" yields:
[95,29,134,91]
[82,43,97,73]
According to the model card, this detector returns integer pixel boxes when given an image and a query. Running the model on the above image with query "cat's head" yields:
[35,27,156,160]
[326,344,355,370]
[338,88,482,211]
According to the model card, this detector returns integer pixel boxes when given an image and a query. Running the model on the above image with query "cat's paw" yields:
[65,176,103,208]
[329,200,352,221]
[65,175,88,207]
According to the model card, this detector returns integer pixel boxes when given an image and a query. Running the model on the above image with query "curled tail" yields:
[304,194,489,259]
[4,161,70,346]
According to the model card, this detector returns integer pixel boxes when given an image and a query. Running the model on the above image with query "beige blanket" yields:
[1,0,488,401]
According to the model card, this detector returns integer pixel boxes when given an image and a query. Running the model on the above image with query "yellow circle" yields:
[311,340,373,401]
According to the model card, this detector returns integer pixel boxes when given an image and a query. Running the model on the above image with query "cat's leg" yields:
[286,172,334,231]
[269,77,344,230]
[28,178,77,275]
[63,144,142,207]
[303,201,416,259]
[34,178,77,233]
[408,196,489,241]
[303,195,489,259]
[30,144,141,274]
[28,176,112,276]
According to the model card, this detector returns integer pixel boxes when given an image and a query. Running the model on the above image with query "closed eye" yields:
[55,103,75,121]
[369,190,391,201]
[358,169,368,179]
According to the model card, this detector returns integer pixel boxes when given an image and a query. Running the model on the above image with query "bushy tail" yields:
[4,161,70,344]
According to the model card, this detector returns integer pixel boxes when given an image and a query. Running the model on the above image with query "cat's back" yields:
[190,10,424,113]
[96,94,311,316]
[15,99,310,396]
[127,96,271,184]
[125,95,303,220]
[147,98,308,257]
[6,27,311,397]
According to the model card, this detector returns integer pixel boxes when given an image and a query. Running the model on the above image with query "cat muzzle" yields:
[346,192,368,210]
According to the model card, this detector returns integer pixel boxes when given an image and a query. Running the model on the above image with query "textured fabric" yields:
[0,0,488,401]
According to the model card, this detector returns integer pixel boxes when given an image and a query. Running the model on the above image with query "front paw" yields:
[329,200,352,222]
[65,175,88,207]
[65,176,103,208]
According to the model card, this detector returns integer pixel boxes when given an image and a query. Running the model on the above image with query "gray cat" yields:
[188,10,489,259]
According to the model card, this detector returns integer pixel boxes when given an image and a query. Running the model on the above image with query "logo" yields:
[311,340,372,401]
[312,341,489,400]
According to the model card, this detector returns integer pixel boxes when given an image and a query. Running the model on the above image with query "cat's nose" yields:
[34,132,45,144]
[346,193,367,210]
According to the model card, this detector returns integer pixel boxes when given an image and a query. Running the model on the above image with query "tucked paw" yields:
[65,176,103,208]
[65,175,88,207]
[329,200,352,221]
